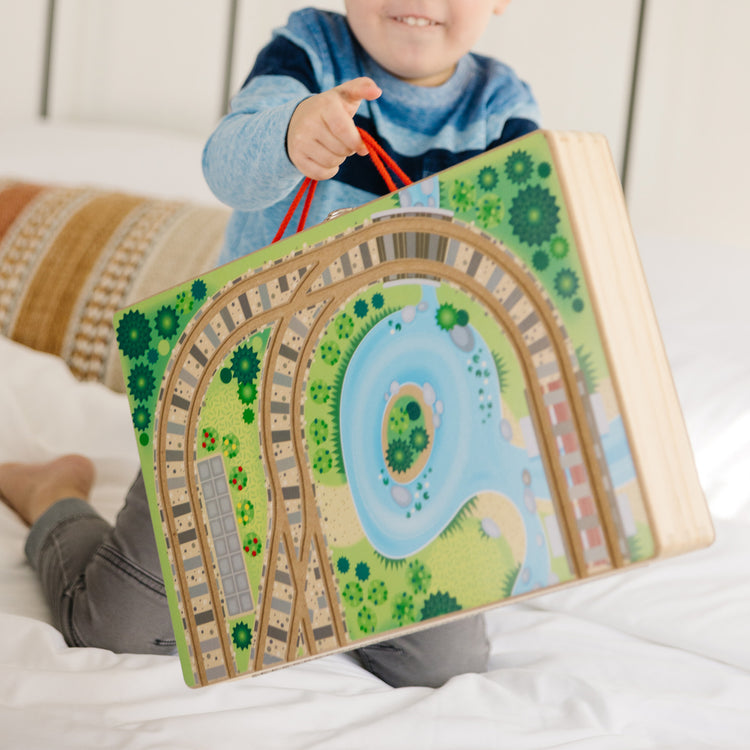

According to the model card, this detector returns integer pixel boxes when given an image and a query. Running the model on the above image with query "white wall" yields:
[476,0,640,178]
[0,0,47,121]
[49,0,229,135]
[626,0,750,250]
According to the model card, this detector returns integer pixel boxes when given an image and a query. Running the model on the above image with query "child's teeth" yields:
[398,16,433,26]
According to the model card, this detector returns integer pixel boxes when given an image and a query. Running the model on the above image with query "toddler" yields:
[0,0,539,688]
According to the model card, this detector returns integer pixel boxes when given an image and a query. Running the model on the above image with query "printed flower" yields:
[554,268,580,299]
[127,363,156,403]
[409,426,430,453]
[477,166,499,192]
[549,235,570,259]
[237,381,257,405]
[386,438,414,474]
[504,150,534,184]
[116,310,151,359]
[435,303,459,331]
[232,621,252,650]
[132,405,151,431]
[509,185,560,246]
[231,345,260,384]
[154,305,179,339]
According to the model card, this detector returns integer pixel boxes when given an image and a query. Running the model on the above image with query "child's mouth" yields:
[392,16,439,27]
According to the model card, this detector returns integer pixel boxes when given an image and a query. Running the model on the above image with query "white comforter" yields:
[1,123,748,750]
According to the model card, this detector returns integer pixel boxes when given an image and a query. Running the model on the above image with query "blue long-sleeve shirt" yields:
[203,8,540,265]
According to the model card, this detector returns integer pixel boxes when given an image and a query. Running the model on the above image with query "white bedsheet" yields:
[1,122,749,750]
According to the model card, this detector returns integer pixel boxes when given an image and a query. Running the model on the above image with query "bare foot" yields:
[0,454,95,527]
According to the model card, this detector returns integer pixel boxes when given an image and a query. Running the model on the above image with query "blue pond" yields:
[339,285,555,595]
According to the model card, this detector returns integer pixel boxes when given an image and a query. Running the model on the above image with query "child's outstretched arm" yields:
[203,75,380,212]
[286,77,381,181]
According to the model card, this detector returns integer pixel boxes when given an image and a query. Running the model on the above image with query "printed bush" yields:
[309,379,331,403]
[200,427,218,452]
[222,433,240,459]
[355,561,371,582]
[310,418,329,446]
[353,299,369,318]
[242,532,262,557]
[420,591,461,621]
[229,466,247,491]
[388,407,410,436]
[407,560,432,594]
[368,580,388,606]
[319,338,341,366]
[357,606,377,633]
[236,499,254,525]
[392,592,416,624]
[405,401,421,421]
[343,581,364,606]
[334,312,355,340]
[313,448,333,474]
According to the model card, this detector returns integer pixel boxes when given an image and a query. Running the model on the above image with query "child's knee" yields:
[60,554,175,655]
[356,614,489,688]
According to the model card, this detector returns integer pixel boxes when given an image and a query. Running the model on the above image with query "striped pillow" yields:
[0,180,229,392]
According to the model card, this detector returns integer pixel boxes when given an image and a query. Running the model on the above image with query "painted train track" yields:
[150,209,627,685]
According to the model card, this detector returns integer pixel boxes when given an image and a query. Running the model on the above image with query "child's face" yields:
[344,0,510,86]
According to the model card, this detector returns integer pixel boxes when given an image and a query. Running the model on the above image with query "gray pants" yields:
[25,471,489,688]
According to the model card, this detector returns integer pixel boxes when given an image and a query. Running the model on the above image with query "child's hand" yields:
[287,77,382,181]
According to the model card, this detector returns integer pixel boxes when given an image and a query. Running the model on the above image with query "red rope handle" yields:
[272,177,317,243]
[273,128,411,242]
[357,128,412,191]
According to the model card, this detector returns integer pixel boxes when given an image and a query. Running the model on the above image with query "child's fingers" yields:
[287,77,382,177]
[304,135,351,171]
[293,153,340,182]
[334,78,382,155]
[335,77,382,108]
[320,108,364,156]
